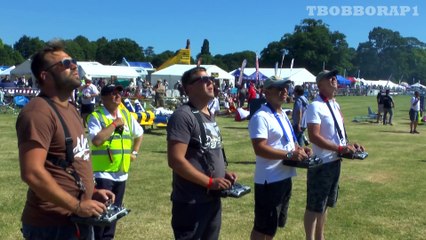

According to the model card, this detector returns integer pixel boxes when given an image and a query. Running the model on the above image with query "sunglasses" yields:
[189,76,215,85]
[45,58,77,71]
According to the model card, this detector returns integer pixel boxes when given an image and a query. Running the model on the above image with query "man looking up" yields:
[304,70,364,240]
[167,67,237,240]
[16,40,114,240]
[249,76,311,240]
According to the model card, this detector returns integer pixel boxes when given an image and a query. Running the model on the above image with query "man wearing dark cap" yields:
[167,66,237,240]
[304,70,365,240]
[248,76,312,239]
[87,84,144,240]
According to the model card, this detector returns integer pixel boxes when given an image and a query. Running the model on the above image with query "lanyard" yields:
[265,103,297,144]
[319,94,348,144]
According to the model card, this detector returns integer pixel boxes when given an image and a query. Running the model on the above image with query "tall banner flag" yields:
[197,57,202,67]
[237,59,247,86]
[255,54,259,84]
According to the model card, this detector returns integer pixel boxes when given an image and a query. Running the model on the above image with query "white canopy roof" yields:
[356,78,405,89]
[78,61,139,79]
[229,68,316,86]
[151,64,235,87]
[0,66,16,75]
[410,82,426,89]
[10,59,32,76]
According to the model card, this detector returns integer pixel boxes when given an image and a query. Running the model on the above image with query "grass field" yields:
[1,95,426,240]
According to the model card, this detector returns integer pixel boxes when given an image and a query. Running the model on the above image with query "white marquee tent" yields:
[10,59,32,76]
[151,64,235,87]
[229,68,316,86]
[78,61,140,80]
[356,78,405,89]
[0,66,16,75]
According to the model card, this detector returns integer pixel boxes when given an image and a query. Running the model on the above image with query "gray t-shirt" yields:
[167,104,226,203]
[292,95,308,126]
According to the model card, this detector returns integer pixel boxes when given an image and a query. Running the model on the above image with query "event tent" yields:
[78,61,140,80]
[336,75,351,86]
[0,66,16,75]
[151,64,235,87]
[229,68,315,86]
[410,82,426,89]
[10,59,32,76]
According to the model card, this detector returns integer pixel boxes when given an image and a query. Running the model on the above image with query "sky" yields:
[2,0,425,57]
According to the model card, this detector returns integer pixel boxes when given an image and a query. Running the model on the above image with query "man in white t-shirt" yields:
[80,74,99,127]
[248,76,311,240]
[304,70,365,240]
[409,91,420,134]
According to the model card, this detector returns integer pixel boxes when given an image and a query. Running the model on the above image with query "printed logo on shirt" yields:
[73,134,90,161]
[204,122,222,150]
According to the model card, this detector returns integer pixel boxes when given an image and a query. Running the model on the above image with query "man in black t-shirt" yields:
[167,66,237,240]
[376,90,385,123]
[382,89,395,125]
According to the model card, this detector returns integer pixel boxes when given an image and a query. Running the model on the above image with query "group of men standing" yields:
[15,40,365,240]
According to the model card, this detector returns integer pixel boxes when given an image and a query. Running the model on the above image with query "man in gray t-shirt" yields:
[167,66,237,240]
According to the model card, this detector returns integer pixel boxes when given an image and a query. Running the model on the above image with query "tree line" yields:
[1,18,426,83]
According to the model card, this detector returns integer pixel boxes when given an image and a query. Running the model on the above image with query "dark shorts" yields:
[172,199,221,240]
[253,178,292,236]
[80,104,95,115]
[306,160,341,213]
[22,223,94,240]
[409,109,419,121]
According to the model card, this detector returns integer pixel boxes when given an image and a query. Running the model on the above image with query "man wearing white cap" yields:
[249,76,312,239]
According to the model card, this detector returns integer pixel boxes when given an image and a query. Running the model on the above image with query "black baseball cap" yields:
[100,84,123,96]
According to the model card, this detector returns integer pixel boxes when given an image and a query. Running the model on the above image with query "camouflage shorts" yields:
[306,160,341,213]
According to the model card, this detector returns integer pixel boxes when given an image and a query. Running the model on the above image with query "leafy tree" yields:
[260,19,354,75]
[64,40,84,60]
[151,50,175,68]
[74,35,97,61]
[214,51,256,72]
[13,35,45,59]
[0,40,24,65]
[96,38,144,65]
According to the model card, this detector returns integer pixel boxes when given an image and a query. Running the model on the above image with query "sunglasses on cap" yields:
[45,58,77,71]
[188,76,215,85]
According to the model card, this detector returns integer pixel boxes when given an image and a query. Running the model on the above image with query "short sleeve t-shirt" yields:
[305,96,346,164]
[248,104,297,184]
[16,97,94,226]
[167,104,226,203]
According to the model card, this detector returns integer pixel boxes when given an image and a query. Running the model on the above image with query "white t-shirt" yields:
[87,107,144,181]
[208,97,220,116]
[411,96,420,111]
[305,96,346,164]
[248,104,297,184]
[81,84,99,105]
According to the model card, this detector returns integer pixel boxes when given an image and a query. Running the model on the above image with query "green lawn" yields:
[2,95,426,240]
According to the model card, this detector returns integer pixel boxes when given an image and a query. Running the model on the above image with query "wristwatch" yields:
[131,151,138,156]
[286,151,293,160]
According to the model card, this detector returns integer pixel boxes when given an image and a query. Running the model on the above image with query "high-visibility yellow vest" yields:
[90,108,133,173]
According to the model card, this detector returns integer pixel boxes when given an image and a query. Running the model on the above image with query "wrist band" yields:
[207,177,213,189]
[338,145,344,153]
[111,122,117,128]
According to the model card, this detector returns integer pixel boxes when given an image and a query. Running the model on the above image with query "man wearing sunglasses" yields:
[87,84,143,240]
[16,40,115,240]
[167,66,237,240]
[248,76,312,240]
[304,70,365,240]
